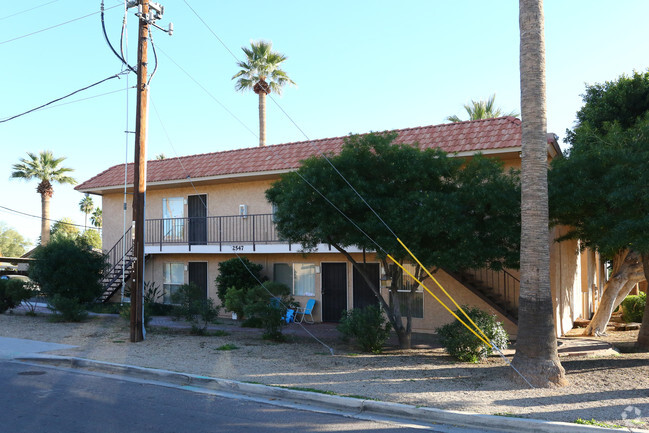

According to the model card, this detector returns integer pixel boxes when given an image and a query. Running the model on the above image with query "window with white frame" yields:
[163,263,184,304]
[273,263,316,297]
[162,197,184,241]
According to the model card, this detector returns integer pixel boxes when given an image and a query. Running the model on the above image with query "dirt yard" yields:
[1,312,648,430]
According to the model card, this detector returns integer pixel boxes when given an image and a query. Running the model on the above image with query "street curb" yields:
[16,355,647,433]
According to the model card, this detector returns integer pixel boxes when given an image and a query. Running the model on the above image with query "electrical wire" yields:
[147,28,158,86]
[0,3,122,45]
[181,0,239,62]
[34,87,134,112]
[101,0,137,73]
[155,47,258,139]
[0,0,59,21]
[0,72,128,124]
[0,205,99,230]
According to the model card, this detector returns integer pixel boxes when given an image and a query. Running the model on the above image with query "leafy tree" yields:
[232,40,295,146]
[0,222,30,257]
[79,193,94,230]
[29,237,106,321]
[266,132,521,349]
[0,278,34,314]
[50,218,80,242]
[11,151,76,245]
[511,0,566,387]
[215,256,264,307]
[79,229,102,249]
[446,94,518,122]
[549,71,649,347]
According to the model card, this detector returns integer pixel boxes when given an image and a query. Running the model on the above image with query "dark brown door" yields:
[188,194,207,245]
[188,262,208,299]
[353,263,380,310]
[321,262,347,322]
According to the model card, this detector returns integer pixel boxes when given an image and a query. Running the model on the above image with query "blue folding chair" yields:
[271,297,295,323]
[295,299,316,324]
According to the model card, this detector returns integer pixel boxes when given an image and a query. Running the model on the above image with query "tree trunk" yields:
[584,250,644,336]
[635,254,649,350]
[41,192,51,245]
[512,0,566,387]
[258,91,266,147]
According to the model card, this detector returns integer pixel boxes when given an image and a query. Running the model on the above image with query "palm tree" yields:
[512,0,566,387]
[79,193,94,230]
[446,94,518,122]
[232,40,295,147]
[90,208,103,229]
[11,151,76,245]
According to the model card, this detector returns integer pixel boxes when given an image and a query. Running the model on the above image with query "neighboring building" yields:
[76,117,603,338]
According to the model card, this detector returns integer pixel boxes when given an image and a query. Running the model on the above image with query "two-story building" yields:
[76,116,604,338]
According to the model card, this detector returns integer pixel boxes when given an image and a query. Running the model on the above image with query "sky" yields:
[1,0,648,249]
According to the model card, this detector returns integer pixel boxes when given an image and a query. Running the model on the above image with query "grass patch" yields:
[215,343,238,351]
[211,330,230,337]
[112,340,126,343]
[493,412,522,418]
[573,418,623,429]
[275,386,377,400]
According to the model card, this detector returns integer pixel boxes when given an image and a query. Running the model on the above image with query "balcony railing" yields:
[145,213,286,251]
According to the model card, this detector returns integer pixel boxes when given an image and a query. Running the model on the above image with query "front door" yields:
[188,194,207,245]
[321,262,347,322]
[188,262,208,299]
[353,263,380,310]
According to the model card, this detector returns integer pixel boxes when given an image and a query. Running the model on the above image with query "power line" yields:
[35,87,133,112]
[0,205,98,230]
[0,0,59,21]
[181,0,240,62]
[156,47,258,138]
[0,71,129,124]
[0,3,122,46]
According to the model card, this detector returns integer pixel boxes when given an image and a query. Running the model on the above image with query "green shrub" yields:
[215,257,264,306]
[621,293,646,323]
[243,282,295,341]
[48,295,88,322]
[436,306,509,363]
[224,286,247,319]
[338,305,392,353]
[29,238,107,321]
[0,278,34,313]
[171,283,220,335]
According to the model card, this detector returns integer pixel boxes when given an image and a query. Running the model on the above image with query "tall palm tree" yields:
[446,94,519,122]
[11,151,76,245]
[79,193,94,230]
[232,40,295,147]
[512,0,566,387]
[90,207,103,229]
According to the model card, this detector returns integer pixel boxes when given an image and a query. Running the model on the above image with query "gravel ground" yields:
[1,312,648,429]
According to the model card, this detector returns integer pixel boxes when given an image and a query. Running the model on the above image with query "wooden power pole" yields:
[130,0,150,342]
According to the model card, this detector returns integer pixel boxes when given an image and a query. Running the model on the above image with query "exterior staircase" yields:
[97,227,134,303]
[445,267,520,324]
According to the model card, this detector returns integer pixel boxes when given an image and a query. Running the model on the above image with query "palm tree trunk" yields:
[258,91,267,147]
[512,0,566,387]
[41,192,51,245]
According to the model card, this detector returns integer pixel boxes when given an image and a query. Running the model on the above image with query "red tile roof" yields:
[76,116,525,192]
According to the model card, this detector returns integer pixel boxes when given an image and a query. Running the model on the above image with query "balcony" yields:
[144,213,290,253]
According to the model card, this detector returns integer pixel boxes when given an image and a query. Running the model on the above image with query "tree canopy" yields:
[0,223,30,257]
[446,94,518,123]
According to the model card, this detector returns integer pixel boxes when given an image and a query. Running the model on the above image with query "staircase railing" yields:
[97,227,134,302]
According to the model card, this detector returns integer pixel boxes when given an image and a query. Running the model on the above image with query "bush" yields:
[242,282,295,341]
[436,306,509,363]
[621,293,646,323]
[215,257,264,306]
[224,286,247,319]
[171,283,220,335]
[0,278,34,313]
[48,295,88,322]
[338,305,392,353]
[29,238,106,321]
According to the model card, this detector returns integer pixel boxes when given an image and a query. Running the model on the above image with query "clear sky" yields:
[1,0,648,249]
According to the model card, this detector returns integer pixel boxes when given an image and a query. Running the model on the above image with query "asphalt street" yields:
[2,360,489,433]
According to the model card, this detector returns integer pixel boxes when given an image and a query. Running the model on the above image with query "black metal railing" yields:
[461,267,520,315]
[105,226,133,271]
[145,213,284,251]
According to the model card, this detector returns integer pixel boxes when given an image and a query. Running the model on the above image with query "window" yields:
[390,263,423,318]
[163,263,184,304]
[273,263,316,297]
[163,197,184,241]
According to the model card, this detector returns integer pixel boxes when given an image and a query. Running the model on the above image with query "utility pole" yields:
[130,0,172,342]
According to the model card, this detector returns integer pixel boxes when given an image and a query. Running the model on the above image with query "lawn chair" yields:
[271,297,295,323]
[295,299,316,324]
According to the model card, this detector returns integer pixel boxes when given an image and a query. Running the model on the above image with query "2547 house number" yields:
[231,245,244,251]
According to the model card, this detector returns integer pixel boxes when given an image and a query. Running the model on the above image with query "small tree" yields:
[29,238,106,321]
[171,283,220,335]
[215,257,264,307]
[0,223,30,257]
[50,218,80,242]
